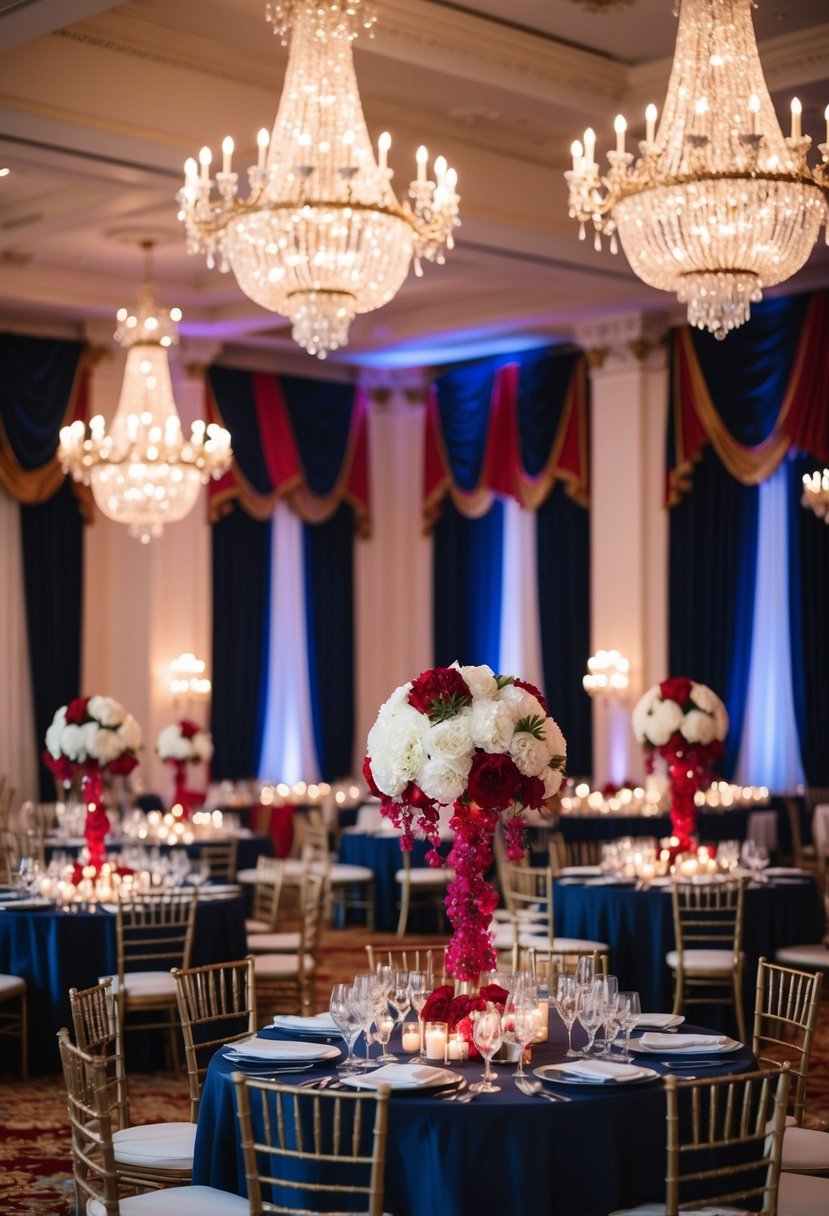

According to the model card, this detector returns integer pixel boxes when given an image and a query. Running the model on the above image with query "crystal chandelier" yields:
[802,468,829,522]
[565,0,829,339]
[58,244,232,544]
[176,0,460,359]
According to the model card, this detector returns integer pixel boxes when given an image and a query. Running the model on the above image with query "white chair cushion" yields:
[235,868,260,885]
[610,1206,747,1214]
[666,949,735,972]
[782,1125,829,1172]
[778,1170,829,1214]
[253,953,316,977]
[103,972,178,998]
[395,868,454,886]
[247,931,302,952]
[245,917,271,933]
[0,974,25,998]
[113,1121,196,1170]
[330,863,374,883]
[88,1184,248,1215]
[775,944,829,971]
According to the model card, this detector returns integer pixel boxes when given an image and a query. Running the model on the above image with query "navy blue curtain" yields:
[669,443,758,778]
[788,452,829,785]
[208,367,274,779]
[433,497,504,669]
[0,333,87,799]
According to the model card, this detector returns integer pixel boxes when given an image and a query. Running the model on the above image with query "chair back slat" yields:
[58,1028,121,1216]
[198,839,239,881]
[752,956,823,1125]
[68,979,130,1128]
[251,857,285,930]
[364,944,449,988]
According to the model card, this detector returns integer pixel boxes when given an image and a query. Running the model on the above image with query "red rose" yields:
[467,752,521,811]
[362,755,383,798]
[107,753,138,776]
[43,751,75,785]
[179,719,200,739]
[478,983,509,1006]
[421,985,454,1024]
[659,677,693,707]
[65,696,90,725]
[513,679,549,715]
[518,775,546,810]
[408,667,472,722]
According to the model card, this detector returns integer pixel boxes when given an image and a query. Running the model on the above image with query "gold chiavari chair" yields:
[667,877,747,1044]
[300,810,376,930]
[523,945,608,985]
[1,827,45,885]
[252,870,326,1018]
[172,957,257,1122]
[198,839,239,882]
[106,889,197,1069]
[753,957,829,1176]
[233,1073,390,1216]
[364,943,450,988]
[548,832,603,872]
[68,979,197,1189]
[245,856,285,934]
[492,854,609,962]
[394,848,453,937]
[611,1067,791,1216]
[0,973,27,1078]
[57,1029,247,1216]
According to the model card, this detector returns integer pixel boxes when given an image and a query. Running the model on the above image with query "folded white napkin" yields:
[343,1064,447,1090]
[634,1013,684,1029]
[227,1036,334,1060]
[638,1032,730,1051]
[273,1013,340,1034]
[555,1059,647,1082]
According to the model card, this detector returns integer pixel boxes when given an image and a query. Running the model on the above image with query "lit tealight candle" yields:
[447,1032,468,1060]
[425,1023,447,1061]
[401,1023,421,1053]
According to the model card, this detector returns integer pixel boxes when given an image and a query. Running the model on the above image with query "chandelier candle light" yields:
[364,663,566,982]
[565,0,829,339]
[58,243,232,543]
[177,0,460,359]
[802,467,829,522]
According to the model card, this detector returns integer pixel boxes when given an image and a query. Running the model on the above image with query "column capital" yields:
[574,312,670,371]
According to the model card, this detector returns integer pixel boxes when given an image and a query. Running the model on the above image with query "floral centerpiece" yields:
[632,677,729,851]
[420,982,509,1057]
[43,695,141,870]
[364,663,566,982]
[156,720,212,818]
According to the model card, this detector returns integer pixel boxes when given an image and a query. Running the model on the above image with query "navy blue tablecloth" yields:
[0,893,246,1073]
[338,832,451,932]
[555,807,751,845]
[45,835,273,873]
[192,1020,754,1216]
[554,877,824,1024]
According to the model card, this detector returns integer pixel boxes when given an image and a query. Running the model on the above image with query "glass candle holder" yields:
[424,1021,448,1061]
[401,1020,422,1053]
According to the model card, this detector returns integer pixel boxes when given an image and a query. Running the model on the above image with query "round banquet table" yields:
[192,1020,755,1216]
[554,873,824,1023]
[0,890,246,1073]
[338,830,451,932]
[44,834,274,873]
[554,807,752,845]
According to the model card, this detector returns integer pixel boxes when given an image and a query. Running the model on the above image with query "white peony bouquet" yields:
[632,677,729,751]
[156,720,213,765]
[43,695,141,784]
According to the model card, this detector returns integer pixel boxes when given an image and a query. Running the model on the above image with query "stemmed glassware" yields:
[407,971,428,1063]
[615,991,640,1062]
[555,975,580,1057]
[595,974,618,1057]
[741,840,770,880]
[574,954,596,990]
[349,973,381,1067]
[576,982,604,1057]
[329,983,363,1072]
[374,1012,396,1062]
[511,1000,540,1080]
[389,971,411,1026]
[469,1004,503,1093]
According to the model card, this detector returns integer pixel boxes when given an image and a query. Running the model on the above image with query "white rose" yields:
[713,702,729,741]
[425,714,473,765]
[632,687,659,743]
[193,731,213,762]
[456,663,497,701]
[681,709,716,745]
[417,756,470,805]
[543,716,567,762]
[90,727,123,764]
[117,714,141,752]
[367,705,430,796]
[88,695,126,728]
[156,724,180,760]
[499,683,543,722]
[46,719,64,760]
[646,698,684,746]
[543,766,564,799]
[468,699,514,753]
[61,723,86,761]
[689,683,718,714]
[509,732,550,777]
[81,720,99,758]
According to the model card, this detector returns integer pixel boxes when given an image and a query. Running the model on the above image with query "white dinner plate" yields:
[273,1014,343,1037]
[340,1064,462,1091]
[534,1062,660,1087]
[630,1036,741,1056]
[226,1037,340,1063]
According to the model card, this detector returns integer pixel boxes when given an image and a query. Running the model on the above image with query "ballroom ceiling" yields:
[0,0,827,371]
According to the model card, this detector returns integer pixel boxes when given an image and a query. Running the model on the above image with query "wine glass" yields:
[574,954,596,991]
[17,857,38,899]
[188,861,210,889]
[407,971,428,1063]
[576,984,604,1057]
[329,984,363,1072]
[511,1000,540,1079]
[555,974,580,1057]
[615,991,641,1062]
[595,974,618,1057]
[469,1004,503,1093]
[375,1012,396,1062]
[349,973,380,1067]
[389,970,411,1025]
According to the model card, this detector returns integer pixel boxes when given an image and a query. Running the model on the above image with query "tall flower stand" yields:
[81,771,110,872]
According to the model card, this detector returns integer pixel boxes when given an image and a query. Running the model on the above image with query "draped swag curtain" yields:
[0,333,90,797]
[425,348,593,776]
[667,291,829,783]
[206,367,368,780]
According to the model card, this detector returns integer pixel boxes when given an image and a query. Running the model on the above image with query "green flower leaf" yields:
[514,714,546,741]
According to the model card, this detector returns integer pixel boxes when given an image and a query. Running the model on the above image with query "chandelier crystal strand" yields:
[58,245,232,543]
[565,0,829,338]
[177,0,459,358]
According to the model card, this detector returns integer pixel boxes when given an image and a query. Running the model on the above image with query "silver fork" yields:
[439,1078,469,1101]
[515,1078,570,1102]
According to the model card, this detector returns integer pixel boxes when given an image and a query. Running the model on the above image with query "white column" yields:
[576,315,670,787]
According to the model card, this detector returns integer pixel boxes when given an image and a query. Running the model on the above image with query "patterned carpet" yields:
[1,928,827,1216]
